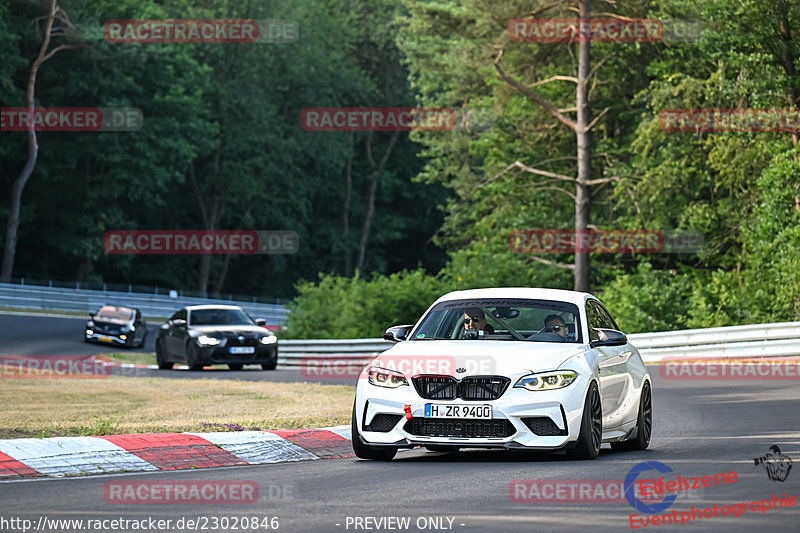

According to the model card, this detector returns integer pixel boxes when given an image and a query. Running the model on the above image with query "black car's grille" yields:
[93,321,121,334]
[364,414,402,433]
[412,376,510,401]
[413,377,458,399]
[405,418,515,438]
[522,417,567,436]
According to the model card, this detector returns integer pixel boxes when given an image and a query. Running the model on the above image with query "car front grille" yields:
[413,377,458,399]
[405,418,515,438]
[412,376,510,401]
[459,377,510,400]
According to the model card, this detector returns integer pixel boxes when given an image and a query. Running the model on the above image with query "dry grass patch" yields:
[0,377,354,438]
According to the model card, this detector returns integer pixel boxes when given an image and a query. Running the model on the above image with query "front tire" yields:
[186,342,204,371]
[351,405,397,461]
[611,381,651,451]
[261,359,277,370]
[567,381,602,460]
[228,363,244,371]
[155,340,173,370]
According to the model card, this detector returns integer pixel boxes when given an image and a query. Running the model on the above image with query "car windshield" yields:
[411,298,582,343]
[95,306,133,321]
[189,308,253,326]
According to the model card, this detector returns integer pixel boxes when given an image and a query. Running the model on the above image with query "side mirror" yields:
[590,328,627,347]
[254,318,267,326]
[171,319,187,328]
[89,313,95,319]
[383,324,413,343]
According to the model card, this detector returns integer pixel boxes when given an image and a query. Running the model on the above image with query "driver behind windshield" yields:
[544,314,568,340]
[463,308,495,334]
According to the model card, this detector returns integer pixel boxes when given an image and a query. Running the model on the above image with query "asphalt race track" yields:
[1,313,798,532]
[0,312,321,383]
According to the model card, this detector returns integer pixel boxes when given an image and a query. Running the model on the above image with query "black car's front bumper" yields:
[194,344,277,365]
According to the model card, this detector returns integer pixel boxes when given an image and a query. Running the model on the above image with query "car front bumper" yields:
[194,344,278,365]
[354,375,591,450]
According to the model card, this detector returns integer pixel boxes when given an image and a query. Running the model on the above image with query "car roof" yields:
[184,305,245,311]
[435,287,593,306]
[97,305,136,312]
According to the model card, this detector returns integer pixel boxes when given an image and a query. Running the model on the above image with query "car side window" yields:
[585,301,603,341]
[595,302,619,331]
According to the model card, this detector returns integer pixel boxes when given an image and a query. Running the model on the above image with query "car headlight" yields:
[367,366,408,388]
[87,320,95,328]
[514,370,578,391]
[197,335,221,346]
[120,326,131,333]
[259,335,277,344]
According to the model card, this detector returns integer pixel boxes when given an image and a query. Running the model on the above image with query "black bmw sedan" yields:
[85,305,147,348]
[156,305,278,371]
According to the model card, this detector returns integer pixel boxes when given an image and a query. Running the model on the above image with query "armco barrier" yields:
[0,282,287,324]
[278,322,800,368]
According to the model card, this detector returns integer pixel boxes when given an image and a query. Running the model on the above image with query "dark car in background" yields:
[156,305,278,371]
[84,305,147,348]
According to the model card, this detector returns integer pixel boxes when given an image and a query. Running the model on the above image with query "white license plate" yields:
[229,346,255,354]
[424,404,492,419]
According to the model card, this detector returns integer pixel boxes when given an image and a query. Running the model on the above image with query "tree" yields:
[1,0,82,281]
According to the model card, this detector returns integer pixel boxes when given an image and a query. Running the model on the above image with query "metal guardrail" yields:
[0,282,288,324]
[278,322,800,368]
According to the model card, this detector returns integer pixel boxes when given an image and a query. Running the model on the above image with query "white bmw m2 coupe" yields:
[352,288,652,460]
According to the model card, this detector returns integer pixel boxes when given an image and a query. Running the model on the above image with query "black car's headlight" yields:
[259,335,277,344]
[367,367,408,388]
[197,335,222,346]
[514,370,578,391]
[121,325,132,333]
[87,320,95,328]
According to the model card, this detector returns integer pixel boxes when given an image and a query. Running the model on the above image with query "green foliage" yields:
[598,263,691,333]
[285,270,448,338]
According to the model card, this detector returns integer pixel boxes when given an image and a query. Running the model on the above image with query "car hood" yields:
[90,317,130,325]
[189,325,272,337]
[372,339,588,377]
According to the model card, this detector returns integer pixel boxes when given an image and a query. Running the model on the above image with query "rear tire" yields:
[567,381,602,460]
[351,405,397,461]
[611,381,651,451]
[228,363,244,371]
[155,340,173,370]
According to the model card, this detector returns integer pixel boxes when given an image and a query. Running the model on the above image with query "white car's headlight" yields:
[514,370,578,391]
[260,335,277,344]
[367,367,408,388]
[197,335,221,346]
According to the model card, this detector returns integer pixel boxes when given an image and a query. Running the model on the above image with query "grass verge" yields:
[0,377,354,439]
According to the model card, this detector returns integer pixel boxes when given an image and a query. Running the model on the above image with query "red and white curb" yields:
[0,426,353,480]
